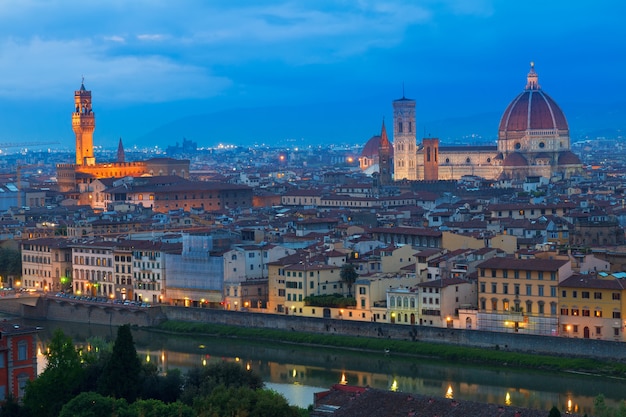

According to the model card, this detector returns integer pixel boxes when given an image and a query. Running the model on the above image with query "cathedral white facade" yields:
[390,63,582,182]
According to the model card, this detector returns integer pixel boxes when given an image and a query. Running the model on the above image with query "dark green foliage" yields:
[594,394,612,417]
[98,324,142,402]
[340,263,358,297]
[22,329,85,417]
[0,248,21,277]
[58,392,128,417]
[304,294,356,308]
[193,385,300,417]
[548,405,561,417]
[129,399,193,417]
[181,361,263,405]
[140,363,183,403]
[0,394,22,417]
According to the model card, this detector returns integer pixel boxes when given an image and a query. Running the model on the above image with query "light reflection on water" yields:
[30,320,626,414]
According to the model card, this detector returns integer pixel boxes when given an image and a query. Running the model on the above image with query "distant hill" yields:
[128,100,626,149]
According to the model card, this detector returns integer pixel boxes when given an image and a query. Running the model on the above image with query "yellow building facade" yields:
[558,273,626,341]
[477,257,572,335]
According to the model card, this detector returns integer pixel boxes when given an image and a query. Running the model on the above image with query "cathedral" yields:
[361,63,583,182]
[57,82,190,194]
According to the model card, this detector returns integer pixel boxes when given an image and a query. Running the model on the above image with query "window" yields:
[613,293,621,300]
[538,285,544,296]
[582,291,590,299]
[594,292,602,300]
[514,270,519,279]
[571,308,579,316]
[550,286,557,297]
[503,284,508,295]
[480,282,486,293]
[613,311,621,319]
[514,284,520,295]
[596,326,602,335]
[562,290,567,297]
[538,302,545,315]
[560,308,568,315]
[359,287,366,295]
[491,283,497,294]
[572,291,578,298]
[526,285,532,296]
[595,310,603,318]
[17,341,27,361]
[538,272,543,280]
[582,309,590,317]
[17,373,29,398]
[491,269,497,278]
[550,272,556,281]
[526,271,531,279]
[503,270,508,278]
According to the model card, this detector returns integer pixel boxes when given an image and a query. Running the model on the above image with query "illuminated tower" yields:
[72,80,96,166]
[392,95,417,180]
[378,119,392,185]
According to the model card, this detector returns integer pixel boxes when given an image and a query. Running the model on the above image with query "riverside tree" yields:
[22,329,85,417]
[98,324,142,402]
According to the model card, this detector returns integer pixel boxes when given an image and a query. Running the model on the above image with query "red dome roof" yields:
[499,64,568,133]
[558,150,582,165]
[502,152,528,167]
[361,130,393,158]
[361,135,382,158]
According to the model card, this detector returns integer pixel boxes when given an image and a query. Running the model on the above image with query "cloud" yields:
[137,34,166,41]
[104,35,126,43]
[0,37,231,102]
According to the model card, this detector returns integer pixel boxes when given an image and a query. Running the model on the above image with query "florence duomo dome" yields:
[362,62,583,182]
[497,62,582,179]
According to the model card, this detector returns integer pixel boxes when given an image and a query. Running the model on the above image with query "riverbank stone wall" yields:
[5,297,626,361]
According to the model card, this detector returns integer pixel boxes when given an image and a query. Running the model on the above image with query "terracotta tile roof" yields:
[477,257,569,271]
[311,385,572,417]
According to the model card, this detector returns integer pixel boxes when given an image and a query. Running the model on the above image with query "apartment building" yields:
[559,272,626,341]
[267,254,344,316]
[20,238,72,292]
[475,257,573,335]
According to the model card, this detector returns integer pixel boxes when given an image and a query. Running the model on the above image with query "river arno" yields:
[25,319,626,414]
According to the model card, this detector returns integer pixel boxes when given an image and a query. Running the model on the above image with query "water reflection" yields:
[29,320,625,413]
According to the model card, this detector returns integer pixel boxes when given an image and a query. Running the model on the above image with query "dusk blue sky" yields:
[1,1,625,151]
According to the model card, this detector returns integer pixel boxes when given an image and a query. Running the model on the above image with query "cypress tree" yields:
[98,324,142,402]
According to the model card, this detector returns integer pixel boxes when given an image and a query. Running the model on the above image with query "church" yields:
[56,81,190,194]
[360,63,583,182]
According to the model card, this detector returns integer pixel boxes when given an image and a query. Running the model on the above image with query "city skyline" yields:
[1,1,625,150]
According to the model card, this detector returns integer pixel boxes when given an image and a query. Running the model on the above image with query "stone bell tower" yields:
[72,79,96,166]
